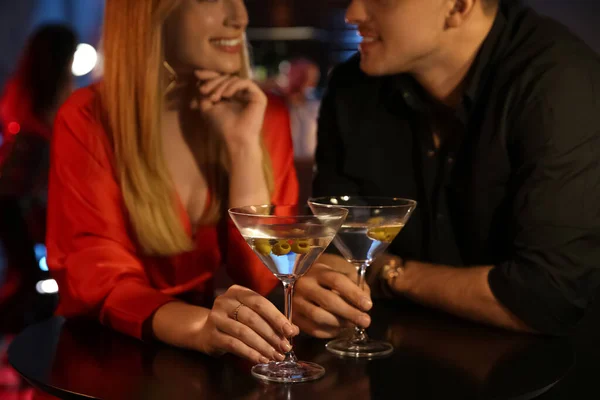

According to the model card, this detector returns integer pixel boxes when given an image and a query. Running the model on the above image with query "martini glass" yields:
[228,205,348,383]
[308,196,417,358]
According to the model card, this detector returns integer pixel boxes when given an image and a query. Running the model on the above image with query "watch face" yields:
[382,264,399,281]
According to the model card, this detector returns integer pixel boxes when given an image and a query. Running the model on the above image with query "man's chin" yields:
[359,58,389,77]
[359,57,404,77]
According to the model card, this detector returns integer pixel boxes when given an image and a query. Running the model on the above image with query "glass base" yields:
[326,337,394,359]
[251,360,325,383]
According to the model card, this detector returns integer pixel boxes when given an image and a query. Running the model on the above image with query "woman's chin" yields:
[200,60,243,76]
[217,65,243,76]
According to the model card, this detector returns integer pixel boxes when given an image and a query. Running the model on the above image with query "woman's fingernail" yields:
[358,315,371,327]
[275,352,286,361]
[259,357,270,364]
[281,341,293,352]
[283,324,295,336]
[361,298,373,311]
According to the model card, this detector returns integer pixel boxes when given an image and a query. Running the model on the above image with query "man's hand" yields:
[294,254,373,338]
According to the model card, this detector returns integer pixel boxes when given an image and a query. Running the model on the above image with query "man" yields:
[293,0,600,337]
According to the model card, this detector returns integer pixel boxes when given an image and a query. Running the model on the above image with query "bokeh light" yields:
[72,43,98,77]
[7,122,20,135]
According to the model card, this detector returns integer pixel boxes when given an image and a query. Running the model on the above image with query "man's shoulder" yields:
[500,4,600,76]
[494,4,600,105]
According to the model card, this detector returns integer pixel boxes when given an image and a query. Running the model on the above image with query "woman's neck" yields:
[163,81,194,112]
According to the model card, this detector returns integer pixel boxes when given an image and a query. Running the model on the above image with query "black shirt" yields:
[313,1,600,335]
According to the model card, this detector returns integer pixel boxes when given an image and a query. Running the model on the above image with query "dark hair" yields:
[13,24,77,116]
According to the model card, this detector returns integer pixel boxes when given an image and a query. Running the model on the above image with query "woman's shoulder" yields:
[57,83,104,124]
[53,83,112,162]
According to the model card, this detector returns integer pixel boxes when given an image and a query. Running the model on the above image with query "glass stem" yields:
[282,280,297,362]
[353,262,369,344]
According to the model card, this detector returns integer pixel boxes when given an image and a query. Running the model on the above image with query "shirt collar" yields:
[462,6,507,107]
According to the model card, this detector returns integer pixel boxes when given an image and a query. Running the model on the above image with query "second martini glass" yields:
[308,196,417,358]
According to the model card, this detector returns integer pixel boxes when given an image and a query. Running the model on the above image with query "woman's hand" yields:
[194,70,267,152]
[194,285,299,364]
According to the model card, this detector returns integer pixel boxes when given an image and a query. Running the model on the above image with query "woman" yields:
[47,0,299,364]
[0,25,76,308]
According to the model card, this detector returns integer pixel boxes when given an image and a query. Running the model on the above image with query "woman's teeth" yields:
[211,38,241,46]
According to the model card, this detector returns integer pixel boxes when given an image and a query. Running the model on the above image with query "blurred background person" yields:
[0,24,76,319]
[272,58,321,205]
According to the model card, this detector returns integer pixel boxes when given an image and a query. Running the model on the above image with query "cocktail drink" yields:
[229,205,348,382]
[308,197,416,358]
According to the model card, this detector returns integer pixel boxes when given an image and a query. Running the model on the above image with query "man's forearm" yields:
[397,262,535,333]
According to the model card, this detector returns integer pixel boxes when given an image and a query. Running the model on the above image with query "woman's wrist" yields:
[228,142,270,207]
[151,301,211,352]
[228,142,264,175]
[226,138,262,160]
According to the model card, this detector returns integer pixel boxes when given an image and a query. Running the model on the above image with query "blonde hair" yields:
[102,0,273,256]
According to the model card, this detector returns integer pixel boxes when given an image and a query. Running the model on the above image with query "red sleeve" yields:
[46,88,175,340]
[225,93,299,295]
[262,93,299,207]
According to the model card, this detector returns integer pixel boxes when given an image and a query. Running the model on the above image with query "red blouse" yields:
[46,85,298,340]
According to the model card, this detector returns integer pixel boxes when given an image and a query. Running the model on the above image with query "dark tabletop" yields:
[9,297,600,400]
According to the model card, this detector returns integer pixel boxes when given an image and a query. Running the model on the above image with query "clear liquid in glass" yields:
[334,222,405,264]
[240,223,336,281]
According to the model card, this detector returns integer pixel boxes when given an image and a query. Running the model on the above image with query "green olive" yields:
[272,241,292,256]
[368,229,388,242]
[368,225,403,243]
[255,241,272,256]
[291,240,310,254]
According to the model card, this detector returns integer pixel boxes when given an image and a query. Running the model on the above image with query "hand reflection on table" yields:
[143,348,221,399]
[378,301,573,399]
[237,351,370,400]
[147,341,371,400]
[39,303,572,400]
[385,310,534,383]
